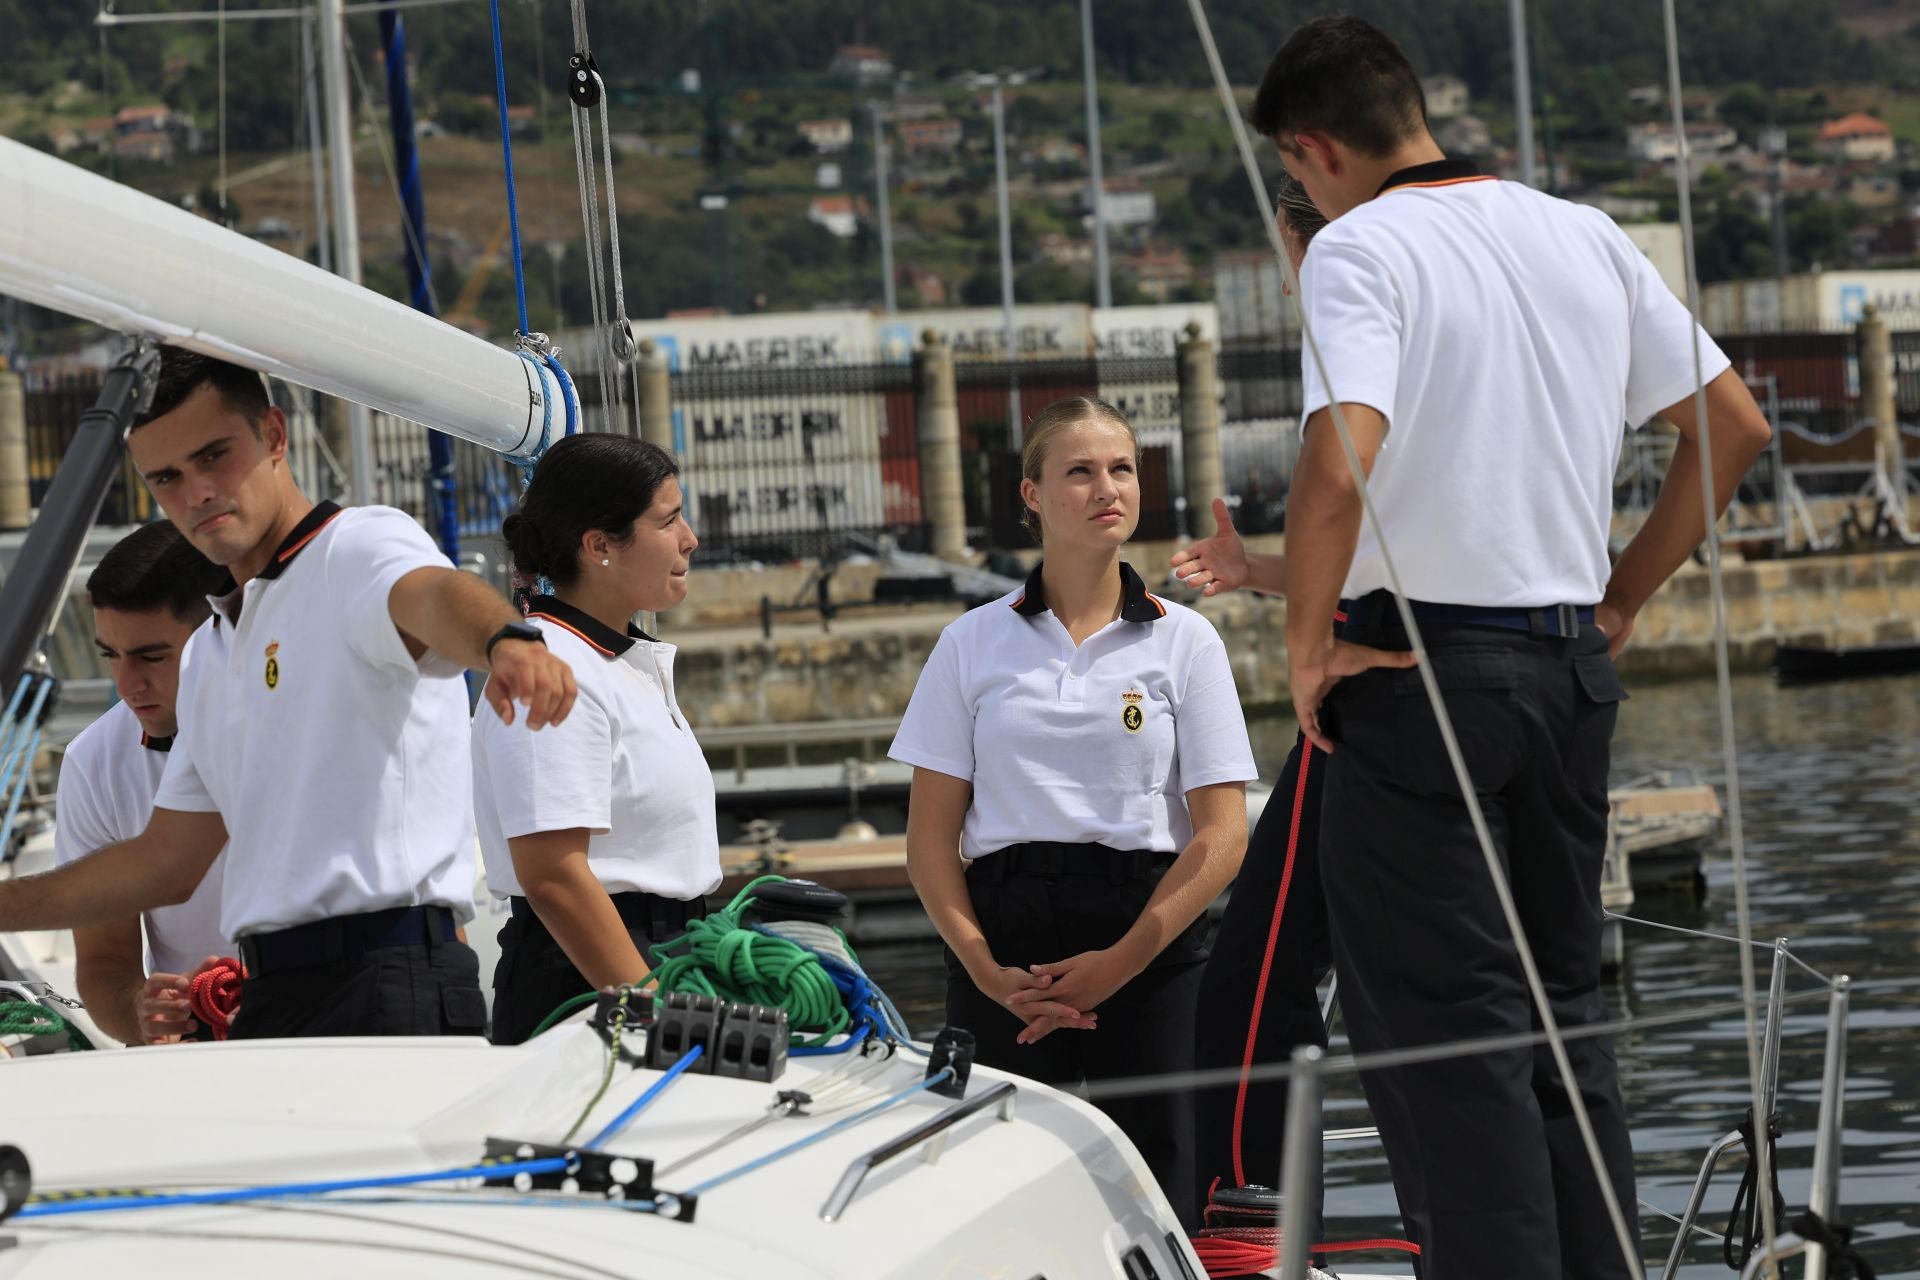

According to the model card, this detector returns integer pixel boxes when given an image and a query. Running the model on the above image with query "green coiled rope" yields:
[0,1000,94,1053]
[648,875,851,1048]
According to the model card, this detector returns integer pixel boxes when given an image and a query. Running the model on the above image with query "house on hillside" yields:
[1038,234,1093,266]
[897,117,962,157]
[797,118,853,154]
[830,45,894,85]
[1626,121,1735,163]
[808,195,866,238]
[1120,244,1192,302]
[1086,185,1156,229]
[1436,114,1491,155]
[1422,75,1470,120]
[114,103,173,135]
[1818,114,1895,164]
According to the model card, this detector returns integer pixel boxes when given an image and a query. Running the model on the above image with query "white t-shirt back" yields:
[889,564,1258,859]
[54,700,231,976]
[154,503,478,938]
[1299,162,1733,607]
[471,598,721,902]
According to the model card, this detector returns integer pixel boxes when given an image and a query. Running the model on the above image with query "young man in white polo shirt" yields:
[1252,17,1773,1277]
[56,522,233,1045]
[0,348,580,1038]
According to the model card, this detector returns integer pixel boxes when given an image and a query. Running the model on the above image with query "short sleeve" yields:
[1173,627,1259,791]
[1617,229,1732,427]
[474,679,615,839]
[151,726,219,813]
[888,628,975,782]
[324,508,455,673]
[52,744,117,867]
[1300,236,1403,426]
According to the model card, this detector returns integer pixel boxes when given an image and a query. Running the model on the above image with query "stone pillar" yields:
[1176,320,1226,540]
[1858,304,1901,495]
[0,363,27,531]
[912,330,967,563]
[637,339,674,450]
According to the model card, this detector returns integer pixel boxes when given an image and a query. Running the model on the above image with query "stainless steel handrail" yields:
[819,1080,1017,1223]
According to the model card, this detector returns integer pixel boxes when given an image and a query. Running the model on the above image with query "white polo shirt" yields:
[471,596,721,902]
[889,563,1258,859]
[154,502,478,938]
[1299,158,1733,607]
[54,700,232,976]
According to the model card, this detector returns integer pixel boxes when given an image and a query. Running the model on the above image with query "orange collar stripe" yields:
[1386,175,1499,194]
[276,509,345,563]
[525,613,614,657]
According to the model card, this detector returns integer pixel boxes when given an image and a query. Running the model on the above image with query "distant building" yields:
[797,118,853,154]
[1038,233,1093,267]
[1627,84,1663,109]
[1087,185,1156,229]
[1571,192,1661,221]
[1121,245,1193,302]
[830,45,894,85]
[899,265,947,305]
[1844,172,1903,211]
[114,103,173,135]
[1422,75,1470,120]
[808,195,864,238]
[896,117,963,156]
[1627,121,1736,163]
[1857,217,1920,266]
[1213,250,1291,342]
[889,95,946,122]
[1023,136,1086,166]
[112,131,175,165]
[1818,114,1895,164]
[1435,114,1491,156]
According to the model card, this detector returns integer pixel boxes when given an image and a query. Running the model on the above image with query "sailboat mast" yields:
[1507,0,1537,187]
[316,0,376,505]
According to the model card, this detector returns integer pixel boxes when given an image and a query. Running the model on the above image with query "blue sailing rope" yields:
[487,0,532,336]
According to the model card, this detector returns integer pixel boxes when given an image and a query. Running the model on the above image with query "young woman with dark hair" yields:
[472,432,720,1045]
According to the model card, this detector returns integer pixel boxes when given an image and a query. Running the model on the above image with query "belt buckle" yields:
[1556,603,1578,637]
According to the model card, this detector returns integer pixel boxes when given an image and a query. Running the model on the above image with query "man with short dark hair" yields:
[1253,15,1773,1277]
[57,522,233,1045]
[0,347,580,1038]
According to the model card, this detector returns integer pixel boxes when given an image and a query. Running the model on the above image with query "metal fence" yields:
[26,330,1903,559]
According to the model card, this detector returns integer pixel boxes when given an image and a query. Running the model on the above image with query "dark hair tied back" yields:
[503,434,681,590]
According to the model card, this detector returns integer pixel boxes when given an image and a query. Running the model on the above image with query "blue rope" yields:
[583,1043,704,1151]
[681,1068,955,1198]
[486,0,531,335]
[14,1156,570,1220]
[541,352,578,437]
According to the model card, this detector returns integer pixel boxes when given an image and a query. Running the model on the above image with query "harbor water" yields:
[860,671,1920,1277]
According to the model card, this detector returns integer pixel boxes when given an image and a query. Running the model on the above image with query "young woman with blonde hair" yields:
[891,396,1258,1227]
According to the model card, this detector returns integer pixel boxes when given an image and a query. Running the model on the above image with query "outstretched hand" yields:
[1170,498,1249,597]
[486,639,578,730]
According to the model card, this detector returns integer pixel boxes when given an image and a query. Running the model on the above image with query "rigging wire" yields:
[1656,0,1779,1265]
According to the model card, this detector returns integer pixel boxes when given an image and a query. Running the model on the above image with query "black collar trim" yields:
[1377,156,1489,195]
[256,500,345,582]
[140,731,173,753]
[524,595,651,657]
[1011,561,1165,624]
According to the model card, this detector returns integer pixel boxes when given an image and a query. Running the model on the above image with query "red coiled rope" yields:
[187,958,243,1041]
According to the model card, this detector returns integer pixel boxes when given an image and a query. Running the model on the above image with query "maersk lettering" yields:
[684,336,844,368]
[690,408,845,444]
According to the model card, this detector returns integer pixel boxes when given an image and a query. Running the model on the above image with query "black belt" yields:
[509,889,707,940]
[238,904,460,976]
[970,842,1176,885]
[1339,590,1594,640]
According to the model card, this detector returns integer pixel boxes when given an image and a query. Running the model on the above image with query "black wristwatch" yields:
[485,620,546,663]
